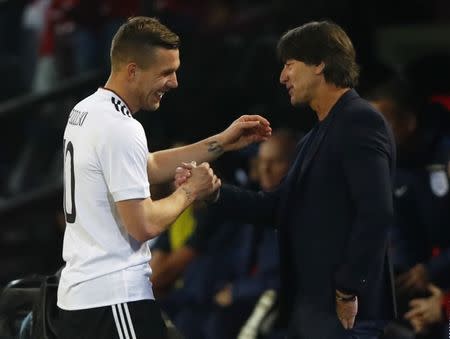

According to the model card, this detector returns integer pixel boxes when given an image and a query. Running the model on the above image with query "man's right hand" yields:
[181,162,221,201]
[336,290,358,329]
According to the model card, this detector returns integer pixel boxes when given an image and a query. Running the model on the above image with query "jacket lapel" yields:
[275,133,313,223]
[295,89,359,186]
[295,115,333,186]
[277,89,360,224]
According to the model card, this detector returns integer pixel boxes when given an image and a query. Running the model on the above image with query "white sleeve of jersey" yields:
[98,120,150,202]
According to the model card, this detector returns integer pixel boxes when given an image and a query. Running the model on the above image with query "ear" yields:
[126,63,138,81]
[314,62,325,75]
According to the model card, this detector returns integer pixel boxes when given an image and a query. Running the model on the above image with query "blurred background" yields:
[0,1,449,338]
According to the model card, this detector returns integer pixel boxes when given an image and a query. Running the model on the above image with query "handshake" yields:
[175,161,221,202]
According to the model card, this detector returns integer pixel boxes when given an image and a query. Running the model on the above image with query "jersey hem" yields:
[57,295,154,311]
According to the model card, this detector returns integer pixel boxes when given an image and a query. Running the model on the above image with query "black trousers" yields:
[58,300,167,339]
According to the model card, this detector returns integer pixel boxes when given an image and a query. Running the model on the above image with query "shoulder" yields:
[100,118,147,152]
[338,96,388,130]
[334,93,395,155]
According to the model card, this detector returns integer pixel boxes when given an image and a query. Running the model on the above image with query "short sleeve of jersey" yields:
[98,120,150,202]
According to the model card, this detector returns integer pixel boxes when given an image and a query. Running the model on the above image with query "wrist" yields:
[336,290,357,302]
[208,134,227,154]
[336,294,357,302]
[179,185,197,203]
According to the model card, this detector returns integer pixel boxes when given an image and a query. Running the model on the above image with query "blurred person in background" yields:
[367,77,450,339]
[203,129,297,339]
[33,0,142,92]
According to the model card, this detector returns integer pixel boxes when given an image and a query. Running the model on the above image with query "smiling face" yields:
[133,47,180,111]
[279,59,322,107]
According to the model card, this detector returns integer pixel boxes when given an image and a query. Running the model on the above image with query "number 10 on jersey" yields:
[64,139,76,223]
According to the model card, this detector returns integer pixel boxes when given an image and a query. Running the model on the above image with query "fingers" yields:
[183,161,221,200]
[428,284,442,296]
[238,120,262,130]
[181,162,196,170]
[175,166,191,187]
[409,316,423,333]
[409,299,423,309]
[239,114,271,126]
[237,120,272,133]
[338,316,356,330]
[404,303,424,320]
[212,176,222,192]
[338,316,353,330]
[237,121,272,144]
[397,265,428,292]
[346,315,355,329]
[175,166,191,177]
[197,162,210,170]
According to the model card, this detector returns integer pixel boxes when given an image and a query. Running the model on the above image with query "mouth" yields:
[156,91,165,99]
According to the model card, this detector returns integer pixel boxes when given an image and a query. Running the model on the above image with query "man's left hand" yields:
[217,115,272,152]
[404,284,444,333]
[396,263,429,293]
[336,289,358,329]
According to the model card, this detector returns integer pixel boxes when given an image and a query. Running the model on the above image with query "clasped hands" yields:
[177,161,221,201]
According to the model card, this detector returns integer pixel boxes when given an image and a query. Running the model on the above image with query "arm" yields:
[100,121,219,242]
[117,164,220,242]
[212,184,281,226]
[334,109,395,295]
[116,187,192,242]
[148,115,271,183]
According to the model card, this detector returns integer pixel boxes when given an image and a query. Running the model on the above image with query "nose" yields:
[168,73,178,89]
[280,66,287,84]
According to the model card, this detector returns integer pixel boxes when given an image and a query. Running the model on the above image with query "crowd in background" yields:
[0,0,450,338]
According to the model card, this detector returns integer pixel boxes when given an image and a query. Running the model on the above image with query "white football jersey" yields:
[57,88,154,310]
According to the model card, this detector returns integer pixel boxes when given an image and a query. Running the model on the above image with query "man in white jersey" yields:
[58,16,271,339]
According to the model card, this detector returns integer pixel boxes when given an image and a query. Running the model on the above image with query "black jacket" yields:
[214,90,397,336]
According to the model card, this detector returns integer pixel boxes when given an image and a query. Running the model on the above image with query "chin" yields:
[291,97,307,108]
[146,102,160,111]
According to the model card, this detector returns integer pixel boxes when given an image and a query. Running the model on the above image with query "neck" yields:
[104,73,139,114]
[310,83,350,121]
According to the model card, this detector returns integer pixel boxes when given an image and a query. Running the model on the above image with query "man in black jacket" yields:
[178,21,396,339]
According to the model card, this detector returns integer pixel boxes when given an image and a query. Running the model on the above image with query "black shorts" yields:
[58,300,167,339]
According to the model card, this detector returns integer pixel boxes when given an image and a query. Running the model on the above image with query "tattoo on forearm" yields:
[207,141,224,155]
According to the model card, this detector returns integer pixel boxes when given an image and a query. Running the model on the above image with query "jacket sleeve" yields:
[212,183,281,227]
[334,108,395,295]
